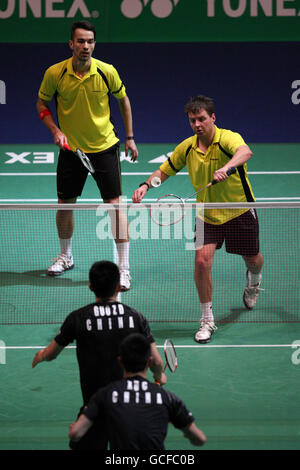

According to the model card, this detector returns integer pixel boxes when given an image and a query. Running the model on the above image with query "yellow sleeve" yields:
[160,138,192,176]
[107,65,127,99]
[219,130,247,156]
[38,65,58,102]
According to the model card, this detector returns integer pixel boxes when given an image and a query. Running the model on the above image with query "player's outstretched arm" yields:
[150,342,167,386]
[32,340,64,368]
[69,414,93,442]
[132,169,169,203]
[214,145,252,183]
[182,422,207,446]
[118,96,138,162]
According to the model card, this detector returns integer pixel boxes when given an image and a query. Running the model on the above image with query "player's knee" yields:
[195,254,212,273]
[243,252,263,269]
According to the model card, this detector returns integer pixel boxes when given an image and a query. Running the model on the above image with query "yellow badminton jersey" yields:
[38,57,127,153]
[160,126,255,225]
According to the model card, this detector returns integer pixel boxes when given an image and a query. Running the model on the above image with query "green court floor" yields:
[0,143,300,450]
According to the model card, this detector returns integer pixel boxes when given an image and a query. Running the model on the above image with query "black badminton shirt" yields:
[84,375,195,450]
[55,301,155,404]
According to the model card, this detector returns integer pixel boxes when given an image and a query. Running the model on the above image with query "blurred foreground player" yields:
[32,261,165,449]
[69,333,206,450]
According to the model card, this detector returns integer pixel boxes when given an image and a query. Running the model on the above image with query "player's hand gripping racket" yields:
[150,167,236,226]
[63,143,95,174]
[155,339,177,385]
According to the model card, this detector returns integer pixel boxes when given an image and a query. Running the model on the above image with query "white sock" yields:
[249,271,262,286]
[116,242,130,271]
[60,238,72,258]
[200,302,214,324]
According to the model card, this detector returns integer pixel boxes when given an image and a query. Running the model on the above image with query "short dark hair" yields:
[89,260,120,300]
[71,20,96,40]
[120,334,151,373]
[184,95,215,116]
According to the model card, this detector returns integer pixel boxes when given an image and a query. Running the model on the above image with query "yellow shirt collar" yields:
[211,125,221,144]
[67,57,98,77]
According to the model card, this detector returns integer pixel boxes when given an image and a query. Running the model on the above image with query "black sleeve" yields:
[136,312,155,344]
[54,311,77,347]
[83,389,105,423]
[165,390,195,430]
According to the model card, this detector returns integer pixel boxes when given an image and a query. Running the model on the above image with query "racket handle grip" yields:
[211,167,236,185]
[226,167,236,176]
[63,143,71,151]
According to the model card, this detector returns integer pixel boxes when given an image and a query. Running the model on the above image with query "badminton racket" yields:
[150,167,236,226]
[63,143,95,174]
[155,339,177,385]
[163,338,177,372]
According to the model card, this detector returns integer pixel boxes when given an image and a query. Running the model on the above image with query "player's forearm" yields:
[225,145,253,170]
[118,96,134,138]
[183,423,206,446]
[146,170,169,188]
[150,361,163,381]
[32,340,63,367]
[44,340,64,361]
[149,343,164,381]
[36,98,60,137]
[69,415,93,442]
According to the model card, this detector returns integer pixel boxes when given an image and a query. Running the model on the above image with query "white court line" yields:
[256,197,300,200]
[0,173,57,176]
[1,197,300,203]
[1,171,300,176]
[0,344,295,350]
[249,171,300,174]
[174,344,295,348]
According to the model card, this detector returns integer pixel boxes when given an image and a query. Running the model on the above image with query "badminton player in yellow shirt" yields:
[133,95,264,343]
[37,21,138,291]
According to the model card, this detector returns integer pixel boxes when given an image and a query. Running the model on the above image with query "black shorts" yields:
[195,209,260,256]
[57,144,122,200]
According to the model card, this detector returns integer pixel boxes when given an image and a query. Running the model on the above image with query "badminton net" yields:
[0,202,299,324]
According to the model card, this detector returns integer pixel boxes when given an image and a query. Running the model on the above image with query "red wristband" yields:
[39,109,52,120]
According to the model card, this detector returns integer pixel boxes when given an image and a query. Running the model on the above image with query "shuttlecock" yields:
[151,176,161,187]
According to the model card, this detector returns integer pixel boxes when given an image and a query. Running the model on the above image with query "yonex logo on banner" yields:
[121,0,180,19]
[120,0,300,19]
[207,0,300,17]
[4,152,55,164]
[0,0,92,19]
[0,80,6,104]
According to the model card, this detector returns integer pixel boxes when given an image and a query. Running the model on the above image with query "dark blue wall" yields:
[0,42,299,144]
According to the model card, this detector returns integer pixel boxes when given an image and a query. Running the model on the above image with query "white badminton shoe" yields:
[48,254,74,276]
[120,269,131,291]
[194,322,217,343]
[243,270,263,310]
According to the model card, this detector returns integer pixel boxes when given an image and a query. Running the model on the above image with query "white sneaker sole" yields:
[243,290,254,310]
[48,264,74,277]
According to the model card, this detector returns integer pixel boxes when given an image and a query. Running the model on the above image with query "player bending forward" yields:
[132,95,264,343]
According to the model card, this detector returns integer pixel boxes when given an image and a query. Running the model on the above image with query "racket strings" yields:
[164,340,177,372]
[150,195,185,226]
[76,149,95,174]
